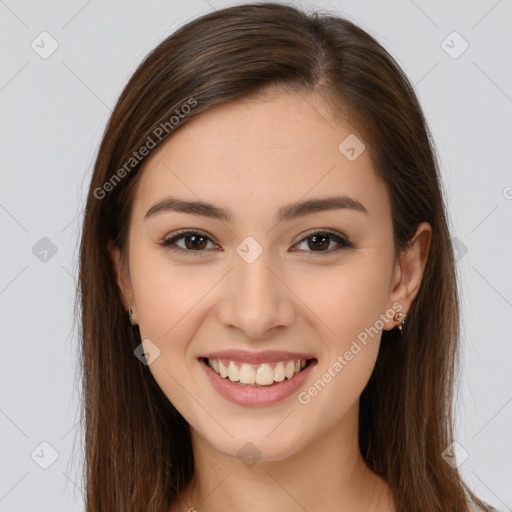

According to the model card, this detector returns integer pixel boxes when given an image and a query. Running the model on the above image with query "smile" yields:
[205,357,309,386]
[198,356,317,407]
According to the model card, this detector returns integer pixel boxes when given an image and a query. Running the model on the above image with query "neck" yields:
[174,403,395,512]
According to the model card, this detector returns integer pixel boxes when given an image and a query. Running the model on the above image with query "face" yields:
[111,89,430,461]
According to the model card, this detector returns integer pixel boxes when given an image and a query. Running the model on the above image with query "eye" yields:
[161,230,219,255]
[292,229,353,254]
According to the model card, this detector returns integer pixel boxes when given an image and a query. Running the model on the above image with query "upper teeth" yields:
[208,358,307,385]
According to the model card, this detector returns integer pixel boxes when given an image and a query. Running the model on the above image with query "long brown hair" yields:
[77,2,491,510]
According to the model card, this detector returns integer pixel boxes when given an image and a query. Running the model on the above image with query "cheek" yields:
[294,258,391,398]
[292,265,389,415]
[128,248,210,416]
[295,257,392,341]
[129,246,213,341]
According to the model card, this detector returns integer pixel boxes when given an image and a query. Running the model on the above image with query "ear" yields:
[384,222,432,330]
[108,239,136,320]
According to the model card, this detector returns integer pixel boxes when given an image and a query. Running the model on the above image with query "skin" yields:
[110,89,431,512]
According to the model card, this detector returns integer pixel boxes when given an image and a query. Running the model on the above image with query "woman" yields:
[78,2,496,511]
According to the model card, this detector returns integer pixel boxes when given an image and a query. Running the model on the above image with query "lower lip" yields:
[199,358,317,407]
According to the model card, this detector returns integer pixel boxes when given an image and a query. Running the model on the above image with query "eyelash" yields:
[160,228,354,256]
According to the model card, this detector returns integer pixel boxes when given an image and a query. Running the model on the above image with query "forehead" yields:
[132,90,389,222]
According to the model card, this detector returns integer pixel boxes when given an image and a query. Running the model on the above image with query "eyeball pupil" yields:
[186,235,206,250]
[309,235,329,250]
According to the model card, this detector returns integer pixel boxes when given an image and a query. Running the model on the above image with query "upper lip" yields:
[200,349,317,364]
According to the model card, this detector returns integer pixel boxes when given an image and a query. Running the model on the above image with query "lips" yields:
[199,356,318,407]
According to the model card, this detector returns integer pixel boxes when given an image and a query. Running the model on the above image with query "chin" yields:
[192,416,314,463]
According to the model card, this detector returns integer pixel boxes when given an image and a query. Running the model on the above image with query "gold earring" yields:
[393,312,407,334]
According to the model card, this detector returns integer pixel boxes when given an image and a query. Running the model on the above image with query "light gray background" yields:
[1,0,511,510]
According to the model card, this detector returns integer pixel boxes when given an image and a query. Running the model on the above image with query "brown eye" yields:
[162,230,218,254]
[183,234,208,250]
[294,230,352,253]
[306,234,330,251]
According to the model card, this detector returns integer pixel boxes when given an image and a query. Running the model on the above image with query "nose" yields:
[215,248,296,339]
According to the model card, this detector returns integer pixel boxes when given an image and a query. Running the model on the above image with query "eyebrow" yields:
[144,195,368,222]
